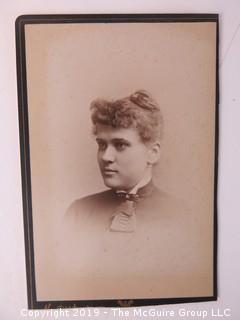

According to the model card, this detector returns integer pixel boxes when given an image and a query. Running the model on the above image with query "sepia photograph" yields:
[16,14,218,308]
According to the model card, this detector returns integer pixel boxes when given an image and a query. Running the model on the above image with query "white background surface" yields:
[0,0,240,319]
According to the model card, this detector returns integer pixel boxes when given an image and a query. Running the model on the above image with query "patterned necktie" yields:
[109,181,154,233]
[110,193,139,233]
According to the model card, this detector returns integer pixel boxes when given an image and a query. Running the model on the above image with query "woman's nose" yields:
[101,146,115,162]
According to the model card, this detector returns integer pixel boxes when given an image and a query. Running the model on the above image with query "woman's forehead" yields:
[95,125,142,142]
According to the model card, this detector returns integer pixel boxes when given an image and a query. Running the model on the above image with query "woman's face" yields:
[96,125,154,191]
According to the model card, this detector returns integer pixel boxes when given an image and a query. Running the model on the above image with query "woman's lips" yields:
[102,168,118,174]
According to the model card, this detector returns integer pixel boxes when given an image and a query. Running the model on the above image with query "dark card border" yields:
[15,13,219,309]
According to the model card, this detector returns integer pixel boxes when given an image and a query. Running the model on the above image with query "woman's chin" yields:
[102,177,134,191]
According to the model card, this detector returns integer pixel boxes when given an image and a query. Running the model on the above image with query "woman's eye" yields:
[97,141,107,150]
[115,142,127,151]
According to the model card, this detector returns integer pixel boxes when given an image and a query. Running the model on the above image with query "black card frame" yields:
[15,13,219,309]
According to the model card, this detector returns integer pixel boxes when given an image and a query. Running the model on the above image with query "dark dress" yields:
[58,182,212,299]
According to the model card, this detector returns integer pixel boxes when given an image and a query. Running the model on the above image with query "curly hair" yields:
[90,90,164,143]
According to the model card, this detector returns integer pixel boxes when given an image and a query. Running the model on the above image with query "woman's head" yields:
[90,90,163,144]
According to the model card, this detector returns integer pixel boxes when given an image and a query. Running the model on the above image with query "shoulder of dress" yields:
[75,189,115,204]
[151,186,175,202]
[66,189,115,216]
[150,186,190,215]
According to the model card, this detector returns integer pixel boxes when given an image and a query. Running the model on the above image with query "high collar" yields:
[136,179,155,198]
[128,172,152,194]
[115,180,155,199]
[116,170,152,195]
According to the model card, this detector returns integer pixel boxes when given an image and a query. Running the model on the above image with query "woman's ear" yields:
[147,141,161,165]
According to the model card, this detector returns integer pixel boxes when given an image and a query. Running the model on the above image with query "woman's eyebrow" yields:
[111,138,130,144]
[96,138,106,142]
[96,137,131,144]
